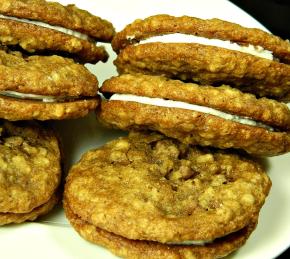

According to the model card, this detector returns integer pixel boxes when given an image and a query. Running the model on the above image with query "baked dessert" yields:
[112,14,290,101]
[0,120,61,225]
[98,74,290,156]
[0,0,115,120]
[0,0,115,64]
[64,131,271,258]
[0,48,99,120]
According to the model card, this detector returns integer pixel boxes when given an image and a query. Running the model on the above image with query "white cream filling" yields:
[167,240,212,246]
[134,33,273,60]
[110,94,274,131]
[0,90,76,103]
[0,14,91,41]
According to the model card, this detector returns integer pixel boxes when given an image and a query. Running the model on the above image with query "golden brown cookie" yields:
[0,49,99,120]
[0,0,115,63]
[112,15,290,100]
[64,131,271,258]
[0,96,98,121]
[65,201,258,259]
[0,18,109,64]
[98,74,290,156]
[0,0,115,41]
[112,14,290,63]
[0,121,61,225]
[0,193,58,225]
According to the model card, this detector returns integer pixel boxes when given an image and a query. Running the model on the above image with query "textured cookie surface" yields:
[0,19,109,64]
[0,49,98,96]
[65,131,271,242]
[102,74,290,130]
[64,200,258,259]
[98,100,290,156]
[0,121,61,214]
[112,14,290,64]
[114,43,290,100]
[0,193,58,225]
[0,0,115,41]
[0,96,98,121]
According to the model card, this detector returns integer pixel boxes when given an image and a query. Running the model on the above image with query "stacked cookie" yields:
[0,0,114,225]
[0,0,115,120]
[99,14,290,157]
[64,15,289,258]
[64,131,271,258]
[0,121,61,225]
[112,15,290,100]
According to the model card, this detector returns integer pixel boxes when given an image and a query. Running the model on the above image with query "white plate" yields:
[1,0,289,258]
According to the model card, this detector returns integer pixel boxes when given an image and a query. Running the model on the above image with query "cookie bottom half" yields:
[0,96,98,120]
[64,201,258,259]
[0,193,59,225]
[98,100,290,156]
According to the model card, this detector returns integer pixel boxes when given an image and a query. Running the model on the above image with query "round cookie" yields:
[0,0,115,64]
[0,49,99,120]
[112,14,290,62]
[64,131,271,258]
[0,96,98,121]
[98,74,290,156]
[0,121,61,225]
[64,201,258,259]
[112,14,290,100]
[0,194,58,225]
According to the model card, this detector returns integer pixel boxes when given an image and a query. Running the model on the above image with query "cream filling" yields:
[133,33,273,60]
[110,94,274,131]
[0,14,91,41]
[0,90,77,103]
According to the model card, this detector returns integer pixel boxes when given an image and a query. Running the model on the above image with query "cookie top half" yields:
[0,121,61,214]
[65,131,271,243]
[0,0,115,63]
[0,0,115,41]
[112,14,290,63]
[0,49,98,96]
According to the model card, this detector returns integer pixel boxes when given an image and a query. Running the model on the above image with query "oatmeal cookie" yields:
[112,14,290,63]
[0,49,99,120]
[0,193,58,225]
[65,201,258,259]
[0,121,61,225]
[0,0,115,41]
[64,131,270,258]
[0,0,115,63]
[98,74,290,156]
[0,96,98,121]
[112,15,290,100]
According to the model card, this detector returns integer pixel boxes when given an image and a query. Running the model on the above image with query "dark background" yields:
[230,0,289,39]
[230,1,289,258]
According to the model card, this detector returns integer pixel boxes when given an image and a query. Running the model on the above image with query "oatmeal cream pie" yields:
[112,14,290,100]
[0,49,99,120]
[0,120,61,225]
[64,131,271,259]
[98,74,290,156]
[0,0,115,64]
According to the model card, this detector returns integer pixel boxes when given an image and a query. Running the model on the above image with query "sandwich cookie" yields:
[98,74,290,156]
[64,131,271,258]
[0,121,61,225]
[0,0,115,64]
[0,48,99,120]
[112,15,290,100]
